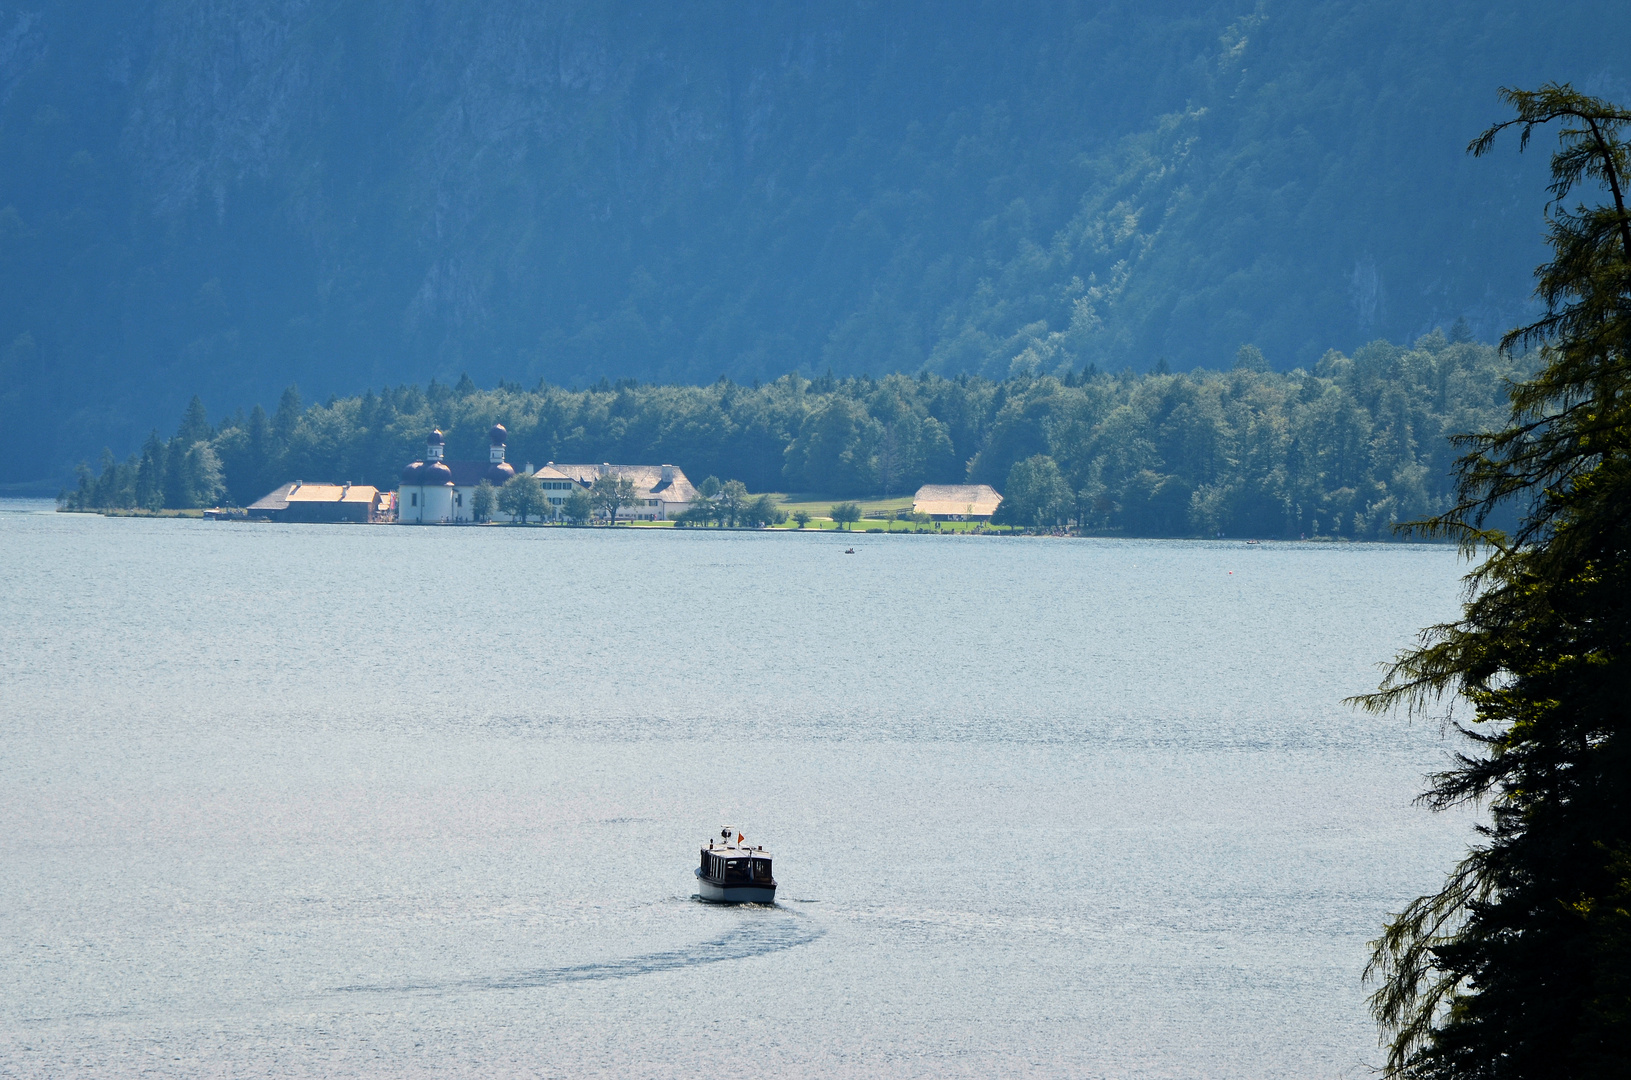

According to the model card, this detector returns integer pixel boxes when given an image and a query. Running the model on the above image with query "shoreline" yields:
[39,504,1397,543]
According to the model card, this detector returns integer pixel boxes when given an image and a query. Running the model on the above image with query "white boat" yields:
[695,827,777,903]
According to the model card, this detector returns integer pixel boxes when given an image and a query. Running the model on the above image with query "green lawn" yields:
[768,492,913,515]
[554,491,1009,534]
[752,492,1004,533]
[774,517,1003,534]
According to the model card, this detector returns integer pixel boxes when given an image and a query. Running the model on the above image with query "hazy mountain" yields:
[0,1,1624,483]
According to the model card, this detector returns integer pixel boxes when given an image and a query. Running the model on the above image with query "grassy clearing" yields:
[780,518,1003,534]
[769,493,915,517]
[761,492,1006,533]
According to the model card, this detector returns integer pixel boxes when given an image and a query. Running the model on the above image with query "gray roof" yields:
[248,483,297,512]
[545,464,698,504]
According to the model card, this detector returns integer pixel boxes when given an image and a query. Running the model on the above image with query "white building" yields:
[398,429,455,523]
[543,463,698,521]
[532,464,579,514]
[398,425,518,523]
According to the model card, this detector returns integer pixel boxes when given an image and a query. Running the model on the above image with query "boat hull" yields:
[695,868,776,904]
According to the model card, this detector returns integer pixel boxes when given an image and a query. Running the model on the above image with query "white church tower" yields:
[398,428,455,523]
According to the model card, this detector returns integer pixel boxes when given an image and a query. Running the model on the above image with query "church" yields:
[398,424,517,523]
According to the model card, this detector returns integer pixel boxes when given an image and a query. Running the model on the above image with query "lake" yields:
[0,499,1475,1078]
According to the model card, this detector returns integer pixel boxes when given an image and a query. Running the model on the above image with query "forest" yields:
[63,327,1527,539]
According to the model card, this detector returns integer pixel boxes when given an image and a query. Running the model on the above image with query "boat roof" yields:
[701,844,772,857]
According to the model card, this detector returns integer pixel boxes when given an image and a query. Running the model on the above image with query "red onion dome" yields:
[400,461,425,485]
[422,460,453,484]
[426,428,445,446]
[486,462,516,484]
[488,423,508,446]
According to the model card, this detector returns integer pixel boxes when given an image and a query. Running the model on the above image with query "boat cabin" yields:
[699,844,775,887]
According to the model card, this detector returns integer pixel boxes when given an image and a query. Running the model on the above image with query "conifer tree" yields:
[175,396,212,446]
[134,431,166,510]
[1357,85,1631,1079]
[244,404,273,499]
[272,385,302,446]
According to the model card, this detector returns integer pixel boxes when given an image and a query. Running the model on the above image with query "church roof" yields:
[443,460,490,486]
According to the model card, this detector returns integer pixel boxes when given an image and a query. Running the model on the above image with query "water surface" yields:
[0,501,1473,1078]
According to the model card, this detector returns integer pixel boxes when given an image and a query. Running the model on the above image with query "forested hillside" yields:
[2,1,1622,484]
[66,330,1526,538]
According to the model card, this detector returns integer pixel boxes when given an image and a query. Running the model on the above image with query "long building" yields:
[246,481,388,523]
[912,483,1003,520]
[538,463,698,521]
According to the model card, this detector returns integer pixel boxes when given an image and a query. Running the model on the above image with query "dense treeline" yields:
[64,329,1525,538]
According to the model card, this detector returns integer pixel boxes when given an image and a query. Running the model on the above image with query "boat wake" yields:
[335,916,822,995]
[486,917,821,989]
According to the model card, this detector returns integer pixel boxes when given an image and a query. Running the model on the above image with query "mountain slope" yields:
[0,0,1623,482]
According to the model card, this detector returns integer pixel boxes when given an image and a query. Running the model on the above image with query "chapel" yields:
[398,425,516,523]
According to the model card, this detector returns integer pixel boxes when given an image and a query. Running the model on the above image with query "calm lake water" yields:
[0,499,1476,1079]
